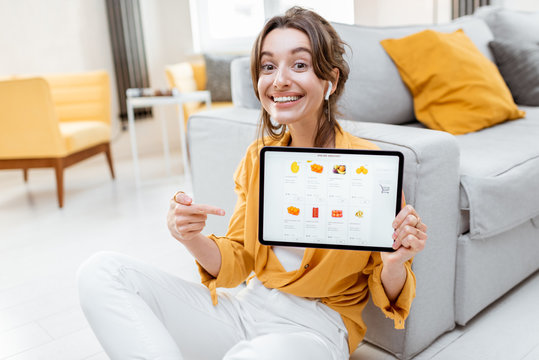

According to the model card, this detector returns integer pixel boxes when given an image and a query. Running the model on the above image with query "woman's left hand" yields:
[381,204,427,266]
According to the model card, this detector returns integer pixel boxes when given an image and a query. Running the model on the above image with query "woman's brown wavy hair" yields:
[251,6,349,147]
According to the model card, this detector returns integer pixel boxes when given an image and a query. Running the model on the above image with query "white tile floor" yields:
[1,119,538,359]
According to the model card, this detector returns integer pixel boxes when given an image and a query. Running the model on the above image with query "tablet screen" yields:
[259,147,404,251]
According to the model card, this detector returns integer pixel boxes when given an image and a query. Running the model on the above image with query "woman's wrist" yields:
[381,260,407,302]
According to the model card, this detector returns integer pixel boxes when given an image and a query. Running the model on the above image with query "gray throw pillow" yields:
[204,53,242,102]
[488,40,539,106]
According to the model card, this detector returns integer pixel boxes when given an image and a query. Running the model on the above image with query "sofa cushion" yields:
[457,106,539,239]
[59,121,110,154]
[331,17,495,126]
[475,6,539,44]
[488,40,539,106]
[204,53,242,102]
[380,29,525,135]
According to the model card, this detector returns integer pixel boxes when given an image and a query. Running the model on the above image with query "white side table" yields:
[126,88,211,187]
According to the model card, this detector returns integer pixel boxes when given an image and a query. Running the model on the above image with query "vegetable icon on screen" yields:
[287,206,300,215]
[331,210,343,218]
[310,163,323,173]
[291,161,299,173]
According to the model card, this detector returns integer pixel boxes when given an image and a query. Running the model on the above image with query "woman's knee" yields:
[77,251,128,301]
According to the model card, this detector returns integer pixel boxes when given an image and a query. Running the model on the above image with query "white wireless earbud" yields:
[325,81,333,100]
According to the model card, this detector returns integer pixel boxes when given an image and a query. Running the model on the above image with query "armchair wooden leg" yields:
[54,159,65,208]
[105,143,115,179]
[23,168,29,182]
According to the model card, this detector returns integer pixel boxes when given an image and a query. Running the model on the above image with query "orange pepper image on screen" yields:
[310,163,323,173]
[331,210,343,218]
[287,206,300,215]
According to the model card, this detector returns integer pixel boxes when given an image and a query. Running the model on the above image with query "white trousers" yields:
[77,251,349,360]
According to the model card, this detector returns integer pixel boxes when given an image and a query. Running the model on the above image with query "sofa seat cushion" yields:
[59,121,110,154]
[184,101,233,125]
[457,106,539,239]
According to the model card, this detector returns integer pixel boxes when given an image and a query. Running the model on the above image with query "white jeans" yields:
[77,251,349,360]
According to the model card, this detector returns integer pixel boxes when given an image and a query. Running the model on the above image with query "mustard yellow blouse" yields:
[198,128,416,353]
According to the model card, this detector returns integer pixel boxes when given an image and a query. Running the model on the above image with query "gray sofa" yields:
[186,6,539,359]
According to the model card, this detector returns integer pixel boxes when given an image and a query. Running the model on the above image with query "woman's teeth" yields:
[273,96,300,103]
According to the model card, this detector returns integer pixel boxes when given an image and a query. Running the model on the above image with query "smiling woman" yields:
[78,6,426,360]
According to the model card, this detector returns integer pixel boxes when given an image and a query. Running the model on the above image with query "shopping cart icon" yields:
[379,184,390,194]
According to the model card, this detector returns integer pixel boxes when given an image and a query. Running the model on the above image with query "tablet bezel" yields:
[258,146,404,252]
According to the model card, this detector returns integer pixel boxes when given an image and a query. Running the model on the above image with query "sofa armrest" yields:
[188,107,260,235]
[188,110,460,358]
[339,120,460,358]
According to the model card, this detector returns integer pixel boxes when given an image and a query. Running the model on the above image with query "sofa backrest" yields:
[332,17,494,125]
[475,6,539,44]
[230,17,495,126]
[42,70,111,125]
[231,57,260,109]
[0,78,66,158]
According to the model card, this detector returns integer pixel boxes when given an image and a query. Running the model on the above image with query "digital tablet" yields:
[259,146,404,252]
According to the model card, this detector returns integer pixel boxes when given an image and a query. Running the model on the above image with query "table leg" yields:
[127,101,141,188]
[177,108,192,189]
[158,107,172,176]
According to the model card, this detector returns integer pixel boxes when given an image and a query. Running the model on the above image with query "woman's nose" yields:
[273,68,291,88]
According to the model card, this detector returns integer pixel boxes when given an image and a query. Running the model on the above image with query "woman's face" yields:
[257,28,328,128]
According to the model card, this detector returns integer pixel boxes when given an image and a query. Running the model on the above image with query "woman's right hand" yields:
[167,191,225,244]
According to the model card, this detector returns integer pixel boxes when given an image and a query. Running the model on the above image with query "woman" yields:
[78,7,427,360]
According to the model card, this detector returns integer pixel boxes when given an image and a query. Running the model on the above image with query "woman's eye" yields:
[261,64,275,72]
[294,62,308,70]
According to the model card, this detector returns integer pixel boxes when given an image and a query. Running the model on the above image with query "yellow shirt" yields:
[198,128,416,353]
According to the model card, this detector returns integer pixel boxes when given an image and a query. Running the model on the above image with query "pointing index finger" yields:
[189,203,225,216]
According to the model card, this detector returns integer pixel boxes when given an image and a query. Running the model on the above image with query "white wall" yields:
[492,0,539,10]
[140,0,194,89]
[0,0,119,128]
[354,0,452,26]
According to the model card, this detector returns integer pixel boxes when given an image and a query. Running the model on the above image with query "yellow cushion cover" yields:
[381,29,525,135]
[59,121,110,154]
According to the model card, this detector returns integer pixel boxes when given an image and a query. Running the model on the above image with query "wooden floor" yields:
[1,119,538,360]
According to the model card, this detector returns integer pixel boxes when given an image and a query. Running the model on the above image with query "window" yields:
[190,0,354,53]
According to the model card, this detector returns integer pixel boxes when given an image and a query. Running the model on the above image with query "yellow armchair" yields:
[165,59,233,126]
[0,71,115,208]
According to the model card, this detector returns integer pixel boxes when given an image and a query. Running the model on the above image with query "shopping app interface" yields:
[263,151,400,247]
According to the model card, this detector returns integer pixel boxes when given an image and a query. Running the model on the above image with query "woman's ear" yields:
[330,68,340,96]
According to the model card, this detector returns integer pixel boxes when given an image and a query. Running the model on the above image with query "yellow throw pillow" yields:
[381,29,525,135]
